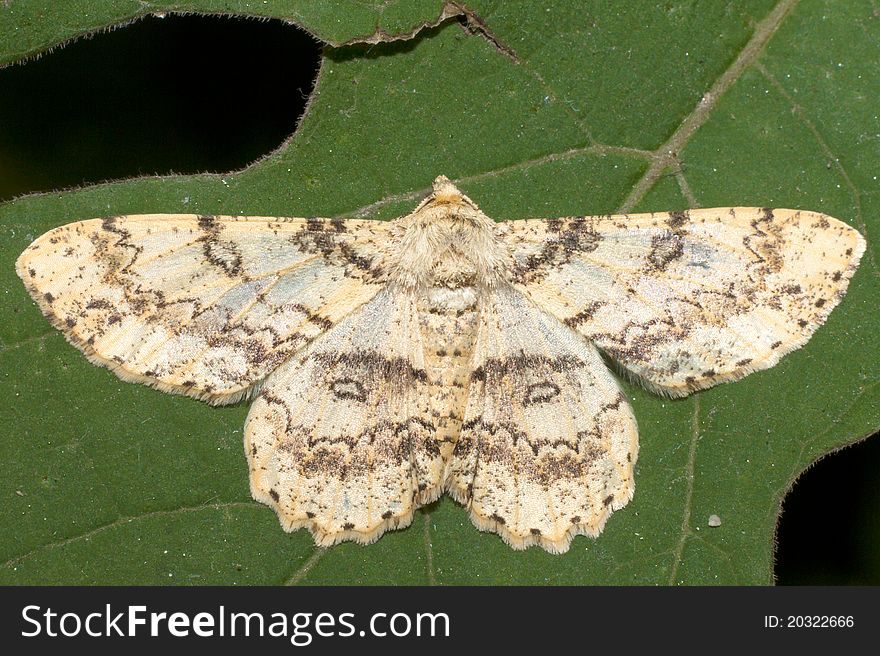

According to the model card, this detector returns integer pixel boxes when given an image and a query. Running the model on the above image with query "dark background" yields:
[0,14,876,585]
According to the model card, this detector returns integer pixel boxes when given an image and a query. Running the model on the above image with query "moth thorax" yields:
[431,248,478,287]
[425,285,478,312]
[390,214,509,289]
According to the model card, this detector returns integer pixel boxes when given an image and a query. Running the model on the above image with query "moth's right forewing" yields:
[16,214,394,404]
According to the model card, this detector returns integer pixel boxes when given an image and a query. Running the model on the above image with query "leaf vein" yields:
[1,501,259,570]
[667,396,701,585]
[618,0,801,213]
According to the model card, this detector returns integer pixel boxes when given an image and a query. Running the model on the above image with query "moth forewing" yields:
[15,214,393,404]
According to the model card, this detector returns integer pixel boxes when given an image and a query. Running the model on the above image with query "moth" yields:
[16,176,865,553]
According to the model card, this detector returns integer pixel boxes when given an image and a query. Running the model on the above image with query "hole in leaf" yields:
[0,13,320,200]
[776,435,880,584]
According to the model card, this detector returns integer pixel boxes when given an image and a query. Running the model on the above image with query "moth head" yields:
[406,175,483,221]
[431,175,465,204]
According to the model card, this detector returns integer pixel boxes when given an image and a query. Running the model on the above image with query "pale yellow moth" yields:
[16,176,864,553]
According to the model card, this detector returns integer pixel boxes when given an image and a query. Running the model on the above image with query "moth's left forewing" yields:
[500,208,865,396]
[15,214,396,404]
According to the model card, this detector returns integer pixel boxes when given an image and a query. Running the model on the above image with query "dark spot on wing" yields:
[647,232,684,270]
[315,350,427,386]
[330,378,367,403]
[524,381,561,406]
[563,301,604,328]
[511,217,602,283]
[197,215,217,229]
[472,354,584,383]
[666,211,688,230]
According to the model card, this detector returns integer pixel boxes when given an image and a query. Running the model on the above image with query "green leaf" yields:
[1,0,877,585]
